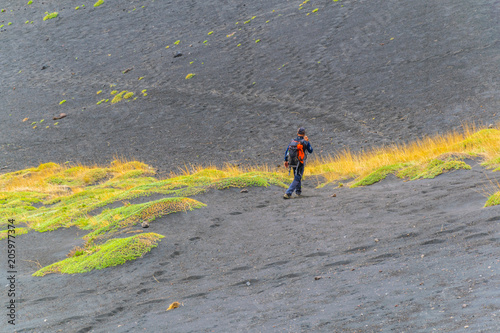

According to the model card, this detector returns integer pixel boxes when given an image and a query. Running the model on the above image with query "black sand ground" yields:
[1,0,500,332]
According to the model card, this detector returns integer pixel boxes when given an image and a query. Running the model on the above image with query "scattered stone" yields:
[374,238,379,242]
[331,193,336,197]
[52,113,67,120]
[240,189,248,193]
[141,222,149,228]
[246,281,251,286]
[488,124,494,129]
[314,276,322,280]
[41,65,49,70]
[173,52,183,58]
[462,304,467,308]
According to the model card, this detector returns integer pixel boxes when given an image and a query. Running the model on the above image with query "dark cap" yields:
[297,127,306,135]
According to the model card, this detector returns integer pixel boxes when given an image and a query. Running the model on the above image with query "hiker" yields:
[283,127,313,199]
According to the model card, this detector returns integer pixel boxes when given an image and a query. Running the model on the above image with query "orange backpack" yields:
[288,139,305,167]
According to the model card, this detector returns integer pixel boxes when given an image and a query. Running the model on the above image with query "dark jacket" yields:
[284,136,313,162]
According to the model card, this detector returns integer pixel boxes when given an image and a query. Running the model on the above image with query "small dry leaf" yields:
[167,302,180,311]
[22,117,29,122]
[53,113,67,120]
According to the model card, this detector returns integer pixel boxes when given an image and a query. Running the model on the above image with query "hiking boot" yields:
[283,193,292,199]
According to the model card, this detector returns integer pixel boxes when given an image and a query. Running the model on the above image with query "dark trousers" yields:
[286,163,304,195]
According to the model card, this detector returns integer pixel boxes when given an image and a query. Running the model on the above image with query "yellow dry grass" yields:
[3,124,500,195]
[306,124,500,184]
[175,162,277,179]
[0,157,154,196]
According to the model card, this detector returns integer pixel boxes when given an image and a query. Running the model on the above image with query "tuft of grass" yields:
[59,100,66,105]
[398,159,471,180]
[123,92,134,99]
[111,91,127,104]
[94,0,104,8]
[485,193,500,207]
[185,73,195,79]
[33,233,164,276]
[84,197,205,242]
[0,227,28,240]
[43,12,58,21]
[351,164,403,188]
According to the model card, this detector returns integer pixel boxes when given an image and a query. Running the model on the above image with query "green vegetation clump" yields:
[33,233,164,276]
[0,227,28,240]
[398,159,471,180]
[111,91,127,104]
[351,164,403,188]
[123,92,134,99]
[84,197,205,242]
[43,12,58,21]
[94,0,104,8]
[0,161,287,233]
[485,193,500,207]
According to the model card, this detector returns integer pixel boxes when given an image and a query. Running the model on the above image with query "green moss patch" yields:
[398,159,471,180]
[84,197,205,242]
[485,193,500,207]
[33,233,163,276]
[351,164,403,188]
[43,12,58,21]
[0,227,28,240]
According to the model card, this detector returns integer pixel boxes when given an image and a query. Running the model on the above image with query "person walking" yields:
[283,127,313,199]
